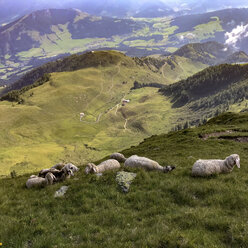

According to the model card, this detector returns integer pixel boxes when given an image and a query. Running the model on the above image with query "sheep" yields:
[124,155,175,173]
[38,168,60,178]
[37,163,79,184]
[192,154,240,177]
[51,163,65,170]
[26,172,56,189]
[110,152,127,163]
[55,163,78,181]
[85,159,121,174]
[63,163,79,174]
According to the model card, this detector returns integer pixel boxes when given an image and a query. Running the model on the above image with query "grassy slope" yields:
[0,52,183,176]
[160,55,207,83]
[0,112,248,247]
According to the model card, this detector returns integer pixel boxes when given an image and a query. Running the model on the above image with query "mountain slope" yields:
[0,42,222,95]
[159,63,248,110]
[0,112,248,247]
[0,50,183,175]
[225,51,248,64]
[1,51,248,175]
[173,41,233,65]
[2,8,248,83]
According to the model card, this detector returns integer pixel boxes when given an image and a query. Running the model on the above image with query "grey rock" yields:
[54,186,69,198]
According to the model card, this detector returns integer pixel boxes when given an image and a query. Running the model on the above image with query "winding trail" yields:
[161,62,167,79]
[124,119,128,130]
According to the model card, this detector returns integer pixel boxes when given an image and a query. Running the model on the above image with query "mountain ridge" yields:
[2,8,248,83]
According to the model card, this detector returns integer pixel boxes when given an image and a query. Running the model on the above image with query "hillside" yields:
[173,41,233,65]
[0,112,248,247]
[159,63,248,110]
[1,50,248,176]
[2,8,248,83]
[225,51,248,64]
[0,50,187,176]
[3,41,244,96]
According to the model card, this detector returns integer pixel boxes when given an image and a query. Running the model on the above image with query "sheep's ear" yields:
[92,167,97,173]
[236,157,240,168]
[69,169,74,176]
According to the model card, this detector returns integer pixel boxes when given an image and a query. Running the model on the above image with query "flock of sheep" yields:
[26,152,241,189]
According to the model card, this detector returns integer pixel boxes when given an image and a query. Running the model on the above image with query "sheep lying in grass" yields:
[38,163,79,182]
[26,172,56,189]
[192,154,240,177]
[85,159,121,174]
[110,153,127,163]
[124,155,175,173]
[27,163,79,189]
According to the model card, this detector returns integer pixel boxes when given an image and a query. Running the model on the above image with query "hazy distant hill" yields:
[173,41,234,65]
[225,51,248,64]
[1,0,248,23]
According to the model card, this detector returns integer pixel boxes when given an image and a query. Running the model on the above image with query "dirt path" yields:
[96,113,103,123]
[161,62,167,79]
[115,104,119,115]
[124,119,128,130]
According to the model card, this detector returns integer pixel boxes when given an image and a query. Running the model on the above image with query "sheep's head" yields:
[163,165,176,173]
[85,163,97,174]
[226,154,240,169]
[64,163,79,173]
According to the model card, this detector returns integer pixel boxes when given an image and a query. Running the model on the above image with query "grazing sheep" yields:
[192,154,240,177]
[124,155,175,173]
[85,159,121,174]
[110,153,127,163]
[26,173,56,189]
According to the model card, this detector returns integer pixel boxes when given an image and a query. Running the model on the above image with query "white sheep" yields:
[85,159,121,174]
[192,154,240,177]
[51,163,65,170]
[26,172,56,189]
[110,153,127,163]
[124,155,175,173]
[63,163,79,174]
[39,163,79,181]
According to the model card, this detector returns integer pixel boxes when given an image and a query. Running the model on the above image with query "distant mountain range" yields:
[1,0,248,24]
[1,8,248,84]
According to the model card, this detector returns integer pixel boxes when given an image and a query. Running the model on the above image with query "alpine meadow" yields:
[0,1,248,247]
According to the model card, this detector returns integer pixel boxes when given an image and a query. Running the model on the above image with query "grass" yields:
[161,55,207,84]
[0,112,248,247]
[0,53,185,176]
[175,16,224,42]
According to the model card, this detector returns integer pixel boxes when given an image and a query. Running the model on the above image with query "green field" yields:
[1,50,246,176]
[0,112,248,247]
[0,52,187,176]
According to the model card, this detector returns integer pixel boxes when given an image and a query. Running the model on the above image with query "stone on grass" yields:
[116,171,136,193]
[54,186,69,198]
